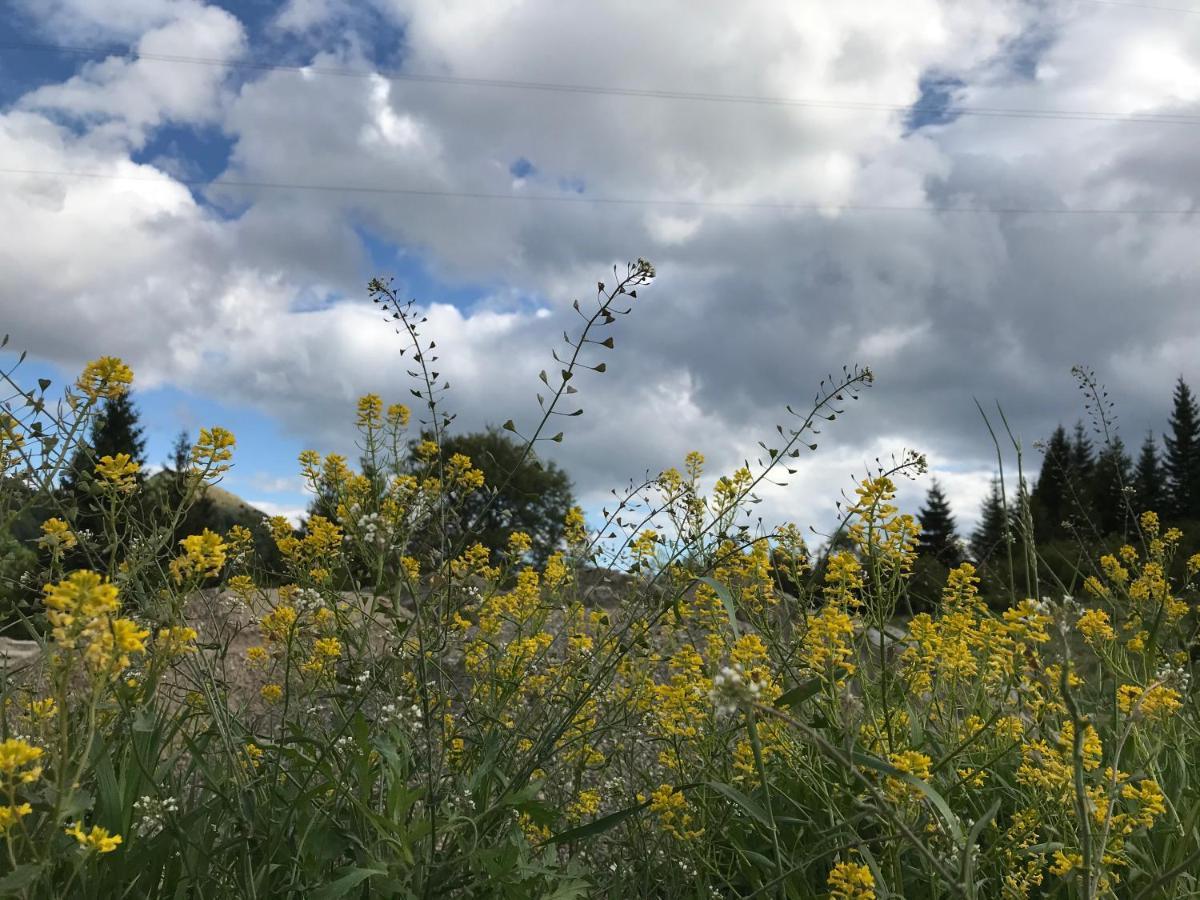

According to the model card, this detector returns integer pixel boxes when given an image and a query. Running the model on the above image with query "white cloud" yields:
[4,0,1200,535]
[20,5,245,146]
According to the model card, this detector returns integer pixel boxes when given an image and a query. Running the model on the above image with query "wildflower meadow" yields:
[1,259,1199,899]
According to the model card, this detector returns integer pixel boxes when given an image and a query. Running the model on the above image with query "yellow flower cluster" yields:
[76,356,133,401]
[95,452,140,492]
[65,821,122,853]
[38,517,77,553]
[647,784,703,840]
[846,476,921,573]
[827,860,876,900]
[190,427,236,479]
[155,626,199,660]
[1117,683,1182,721]
[269,515,342,583]
[170,529,228,583]
[43,571,148,677]
[0,413,24,474]
[0,738,43,835]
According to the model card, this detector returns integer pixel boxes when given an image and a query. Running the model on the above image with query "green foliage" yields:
[916,479,962,567]
[410,426,576,566]
[1166,377,1200,521]
[1134,430,1165,516]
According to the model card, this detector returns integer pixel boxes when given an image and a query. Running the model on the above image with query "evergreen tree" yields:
[1031,425,1071,541]
[61,392,147,496]
[59,392,147,567]
[917,480,963,567]
[1133,431,1165,515]
[1066,420,1096,524]
[1091,436,1132,536]
[1069,421,1095,478]
[970,478,1009,565]
[1164,377,1200,521]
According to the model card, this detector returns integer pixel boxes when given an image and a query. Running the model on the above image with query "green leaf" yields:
[774,678,821,710]
[502,419,517,432]
[962,798,1002,886]
[699,577,739,637]
[706,781,772,829]
[851,751,964,846]
[542,799,650,845]
[310,866,387,900]
[0,863,44,892]
[132,706,157,733]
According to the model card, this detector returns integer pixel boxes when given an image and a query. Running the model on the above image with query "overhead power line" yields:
[1,166,1195,217]
[4,41,1200,126]
[1082,0,1200,13]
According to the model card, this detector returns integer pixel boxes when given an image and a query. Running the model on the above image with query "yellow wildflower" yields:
[170,530,228,583]
[1076,608,1115,644]
[260,684,283,703]
[155,626,198,659]
[356,393,383,428]
[649,784,703,840]
[0,738,43,785]
[94,453,140,491]
[190,427,236,477]
[386,403,410,428]
[1117,683,1182,720]
[1050,849,1082,877]
[38,517,77,552]
[0,803,32,832]
[76,357,133,401]
[65,822,122,853]
[567,789,601,820]
[507,531,533,557]
[886,750,932,803]
[827,860,876,900]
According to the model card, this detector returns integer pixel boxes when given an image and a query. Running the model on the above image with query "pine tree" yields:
[58,391,147,573]
[1164,377,1200,521]
[1032,425,1071,541]
[1091,436,1132,536]
[61,392,147,496]
[970,478,1009,564]
[917,480,963,567]
[1069,421,1095,478]
[1066,420,1096,524]
[1133,431,1165,515]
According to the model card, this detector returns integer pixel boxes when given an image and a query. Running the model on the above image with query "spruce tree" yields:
[1164,377,1200,521]
[1132,431,1165,516]
[1091,436,1132,536]
[1032,425,1071,541]
[970,478,1009,564]
[61,392,147,496]
[917,480,963,567]
[58,391,147,572]
[1069,421,1095,478]
[1066,420,1096,523]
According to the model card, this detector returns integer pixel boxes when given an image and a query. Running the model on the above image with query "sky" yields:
[1,0,1198,537]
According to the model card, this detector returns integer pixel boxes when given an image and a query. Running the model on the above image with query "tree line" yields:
[913,377,1200,604]
[1,388,577,629]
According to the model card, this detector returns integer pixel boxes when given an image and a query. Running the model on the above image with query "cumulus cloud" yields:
[3,0,1199,534]
[20,6,245,146]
